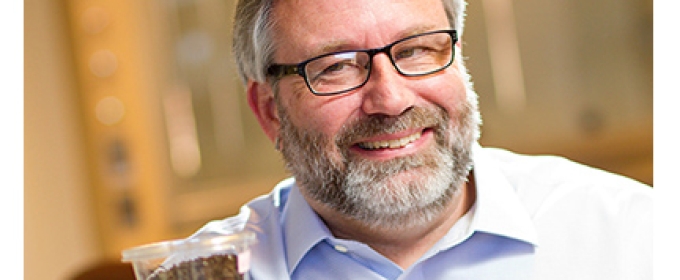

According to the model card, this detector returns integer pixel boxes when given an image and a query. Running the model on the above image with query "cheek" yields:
[417,68,469,115]
[281,89,360,140]
[314,102,359,136]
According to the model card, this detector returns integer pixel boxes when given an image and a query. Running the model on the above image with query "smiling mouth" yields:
[356,131,423,150]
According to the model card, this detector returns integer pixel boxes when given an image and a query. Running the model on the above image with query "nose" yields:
[360,54,416,116]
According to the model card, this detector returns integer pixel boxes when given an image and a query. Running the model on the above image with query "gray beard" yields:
[276,98,480,231]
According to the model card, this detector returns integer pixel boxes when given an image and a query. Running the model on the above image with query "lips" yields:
[356,131,423,150]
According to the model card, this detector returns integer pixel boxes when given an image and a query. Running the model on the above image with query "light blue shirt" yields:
[186,144,652,279]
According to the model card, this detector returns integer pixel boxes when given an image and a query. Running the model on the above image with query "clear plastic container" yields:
[121,231,256,280]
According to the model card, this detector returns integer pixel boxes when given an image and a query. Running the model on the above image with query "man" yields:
[185,0,652,279]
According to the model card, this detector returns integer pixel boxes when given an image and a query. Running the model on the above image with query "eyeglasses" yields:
[267,29,458,96]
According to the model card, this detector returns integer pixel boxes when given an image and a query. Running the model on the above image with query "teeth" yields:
[358,131,422,150]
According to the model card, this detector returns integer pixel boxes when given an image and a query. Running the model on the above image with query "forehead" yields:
[270,0,450,61]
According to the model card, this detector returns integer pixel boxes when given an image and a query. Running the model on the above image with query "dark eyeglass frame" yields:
[266,29,458,96]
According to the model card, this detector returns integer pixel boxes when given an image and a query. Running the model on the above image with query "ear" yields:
[246,80,280,143]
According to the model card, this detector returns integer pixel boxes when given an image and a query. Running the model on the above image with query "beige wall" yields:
[25,0,101,279]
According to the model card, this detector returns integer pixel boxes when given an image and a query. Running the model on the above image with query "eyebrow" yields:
[308,25,444,57]
[315,40,352,56]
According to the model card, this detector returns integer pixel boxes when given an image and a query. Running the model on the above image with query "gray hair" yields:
[232,0,468,84]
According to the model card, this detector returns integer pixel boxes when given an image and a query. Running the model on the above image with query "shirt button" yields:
[333,244,348,253]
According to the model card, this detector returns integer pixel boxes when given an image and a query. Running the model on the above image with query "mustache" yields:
[335,106,448,148]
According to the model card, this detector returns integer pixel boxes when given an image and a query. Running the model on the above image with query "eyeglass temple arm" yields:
[267,64,301,79]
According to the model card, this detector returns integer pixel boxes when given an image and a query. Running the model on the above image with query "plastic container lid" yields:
[121,231,256,262]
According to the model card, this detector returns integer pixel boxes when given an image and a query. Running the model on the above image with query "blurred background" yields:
[25,0,652,279]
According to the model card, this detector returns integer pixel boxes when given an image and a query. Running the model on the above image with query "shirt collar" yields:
[466,143,539,246]
[281,183,332,274]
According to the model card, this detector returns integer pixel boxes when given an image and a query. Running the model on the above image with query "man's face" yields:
[262,0,480,229]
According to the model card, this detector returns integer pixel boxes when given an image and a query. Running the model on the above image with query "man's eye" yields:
[395,47,430,60]
[308,60,362,84]
[322,62,349,74]
[396,48,415,59]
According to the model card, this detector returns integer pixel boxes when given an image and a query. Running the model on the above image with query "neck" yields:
[309,172,477,269]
